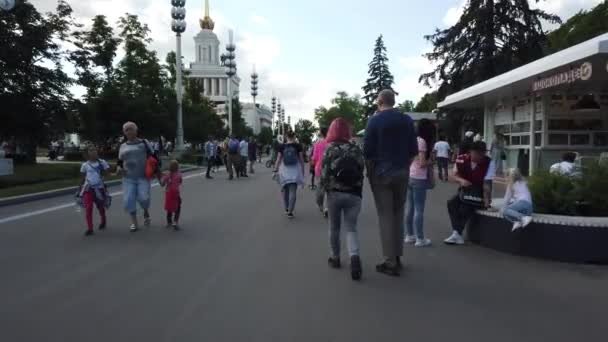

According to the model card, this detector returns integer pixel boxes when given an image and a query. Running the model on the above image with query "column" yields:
[216,78,220,96]
[211,78,216,97]
[220,78,226,96]
[529,96,536,175]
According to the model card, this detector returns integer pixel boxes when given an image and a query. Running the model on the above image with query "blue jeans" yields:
[405,178,429,240]
[502,200,533,223]
[283,183,298,213]
[122,177,151,214]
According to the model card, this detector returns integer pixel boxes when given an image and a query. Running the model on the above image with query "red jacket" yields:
[455,154,491,187]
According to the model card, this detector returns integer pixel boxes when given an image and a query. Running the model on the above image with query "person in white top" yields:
[501,168,533,231]
[239,138,249,177]
[433,136,451,181]
[79,146,111,236]
[550,152,578,177]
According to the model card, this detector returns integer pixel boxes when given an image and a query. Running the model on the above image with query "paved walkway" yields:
[0,165,606,341]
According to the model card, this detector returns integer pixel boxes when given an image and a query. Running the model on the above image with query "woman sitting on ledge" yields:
[501,168,533,232]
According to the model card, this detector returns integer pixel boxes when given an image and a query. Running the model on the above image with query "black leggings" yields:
[166,198,182,224]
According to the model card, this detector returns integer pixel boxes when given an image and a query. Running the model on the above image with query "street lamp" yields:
[224,30,237,135]
[271,96,277,135]
[277,101,282,137]
[171,0,187,152]
[251,66,259,131]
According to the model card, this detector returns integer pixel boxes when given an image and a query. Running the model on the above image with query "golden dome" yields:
[200,0,215,31]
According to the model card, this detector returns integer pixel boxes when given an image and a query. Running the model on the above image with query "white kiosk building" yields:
[438,33,608,175]
[186,0,240,117]
[242,103,273,135]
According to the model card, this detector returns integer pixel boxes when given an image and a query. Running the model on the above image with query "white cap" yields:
[465,131,474,138]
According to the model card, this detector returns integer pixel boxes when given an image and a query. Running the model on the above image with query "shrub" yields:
[63,151,85,162]
[529,163,608,217]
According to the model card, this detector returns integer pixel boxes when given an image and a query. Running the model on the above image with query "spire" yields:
[200,0,215,31]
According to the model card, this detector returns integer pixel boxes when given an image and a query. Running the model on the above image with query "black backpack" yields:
[332,145,363,187]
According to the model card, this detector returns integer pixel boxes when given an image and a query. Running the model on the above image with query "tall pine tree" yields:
[362,35,397,115]
[420,0,560,99]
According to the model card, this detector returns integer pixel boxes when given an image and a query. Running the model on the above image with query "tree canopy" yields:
[420,0,560,100]
[294,119,316,147]
[314,92,366,132]
[362,35,397,115]
[547,1,608,53]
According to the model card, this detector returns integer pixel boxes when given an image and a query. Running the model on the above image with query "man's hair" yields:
[319,127,328,137]
[286,131,296,139]
[470,141,487,154]
[562,152,577,163]
[378,89,396,107]
[439,135,446,141]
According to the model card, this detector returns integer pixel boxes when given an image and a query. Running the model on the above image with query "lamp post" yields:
[224,30,237,135]
[171,0,187,151]
[251,66,259,132]
[271,96,277,136]
[277,101,283,137]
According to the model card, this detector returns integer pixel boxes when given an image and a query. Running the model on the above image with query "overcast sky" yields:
[31,0,604,121]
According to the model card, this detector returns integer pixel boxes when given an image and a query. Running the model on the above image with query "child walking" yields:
[80,146,111,236]
[501,168,533,231]
[161,160,183,230]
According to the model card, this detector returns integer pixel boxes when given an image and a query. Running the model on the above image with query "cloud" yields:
[443,0,466,27]
[394,49,436,104]
[250,13,269,27]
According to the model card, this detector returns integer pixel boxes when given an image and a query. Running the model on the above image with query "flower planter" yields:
[467,205,608,264]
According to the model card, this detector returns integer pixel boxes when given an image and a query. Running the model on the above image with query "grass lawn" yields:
[0,163,119,199]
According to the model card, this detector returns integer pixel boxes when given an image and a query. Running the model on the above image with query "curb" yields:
[0,166,201,208]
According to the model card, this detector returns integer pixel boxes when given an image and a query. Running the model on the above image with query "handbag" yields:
[143,140,160,179]
[458,186,485,208]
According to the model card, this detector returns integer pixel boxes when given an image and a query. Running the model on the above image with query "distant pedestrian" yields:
[117,121,158,232]
[363,89,417,276]
[248,138,258,174]
[79,146,110,236]
[274,131,305,219]
[500,168,533,231]
[311,127,329,217]
[550,152,578,177]
[161,160,183,230]
[404,119,435,247]
[226,136,241,180]
[444,141,495,245]
[239,138,249,177]
[433,135,451,182]
[204,137,216,179]
[320,118,365,281]
[490,132,506,177]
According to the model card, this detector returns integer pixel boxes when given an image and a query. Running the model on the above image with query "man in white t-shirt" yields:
[433,136,451,182]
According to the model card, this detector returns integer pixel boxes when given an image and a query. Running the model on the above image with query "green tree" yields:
[0,0,76,162]
[398,100,416,113]
[182,78,226,143]
[294,119,316,147]
[258,127,274,146]
[414,92,438,112]
[548,1,608,53]
[314,92,366,131]
[362,35,397,115]
[420,0,560,99]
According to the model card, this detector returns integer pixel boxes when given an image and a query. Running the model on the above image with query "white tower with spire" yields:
[186,0,240,116]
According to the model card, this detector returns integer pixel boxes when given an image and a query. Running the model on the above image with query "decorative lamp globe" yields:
[0,0,16,11]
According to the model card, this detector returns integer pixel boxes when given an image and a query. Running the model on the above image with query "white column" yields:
[529,96,536,176]
[221,78,226,96]
[211,78,216,96]
[215,78,220,96]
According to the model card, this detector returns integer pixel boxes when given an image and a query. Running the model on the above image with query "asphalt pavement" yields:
[1,164,607,342]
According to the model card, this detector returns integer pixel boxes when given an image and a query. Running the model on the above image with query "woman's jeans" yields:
[502,200,533,223]
[405,178,429,240]
[122,177,151,214]
[327,191,362,257]
[283,183,298,213]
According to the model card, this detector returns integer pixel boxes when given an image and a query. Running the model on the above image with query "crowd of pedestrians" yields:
[74,90,539,284]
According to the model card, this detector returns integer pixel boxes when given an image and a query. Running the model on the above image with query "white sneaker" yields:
[444,231,465,245]
[415,238,432,247]
[521,216,533,228]
[512,222,522,231]
[404,235,417,244]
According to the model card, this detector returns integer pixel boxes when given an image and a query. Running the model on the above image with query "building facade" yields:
[438,33,608,175]
[242,103,273,135]
[185,0,240,118]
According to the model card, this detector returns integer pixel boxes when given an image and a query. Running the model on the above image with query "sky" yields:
[30,0,604,122]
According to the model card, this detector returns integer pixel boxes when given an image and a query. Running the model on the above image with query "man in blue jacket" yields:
[364,89,418,277]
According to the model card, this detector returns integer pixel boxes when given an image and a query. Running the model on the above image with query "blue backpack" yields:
[283,144,298,166]
[228,140,240,154]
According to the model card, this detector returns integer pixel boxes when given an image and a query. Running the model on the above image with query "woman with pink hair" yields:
[320,118,365,281]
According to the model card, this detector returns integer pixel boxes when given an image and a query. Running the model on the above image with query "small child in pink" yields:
[161,160,183,230]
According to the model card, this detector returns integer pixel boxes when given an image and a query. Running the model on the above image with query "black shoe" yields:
[98,222,106,231]
[287,212,295,219]
[206,175,213,179]
[242,174,248,178]
[350,255,362,281]
[84,230,94,237]
[328,256,341,269]
[229,176,234,180]
[172,223,180,231]
[323,210,329,219]
[396,257,404,270]
[376,261,400,277]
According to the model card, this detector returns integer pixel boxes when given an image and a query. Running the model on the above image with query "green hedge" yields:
[529,163,608,217]
[0,164,82,189]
